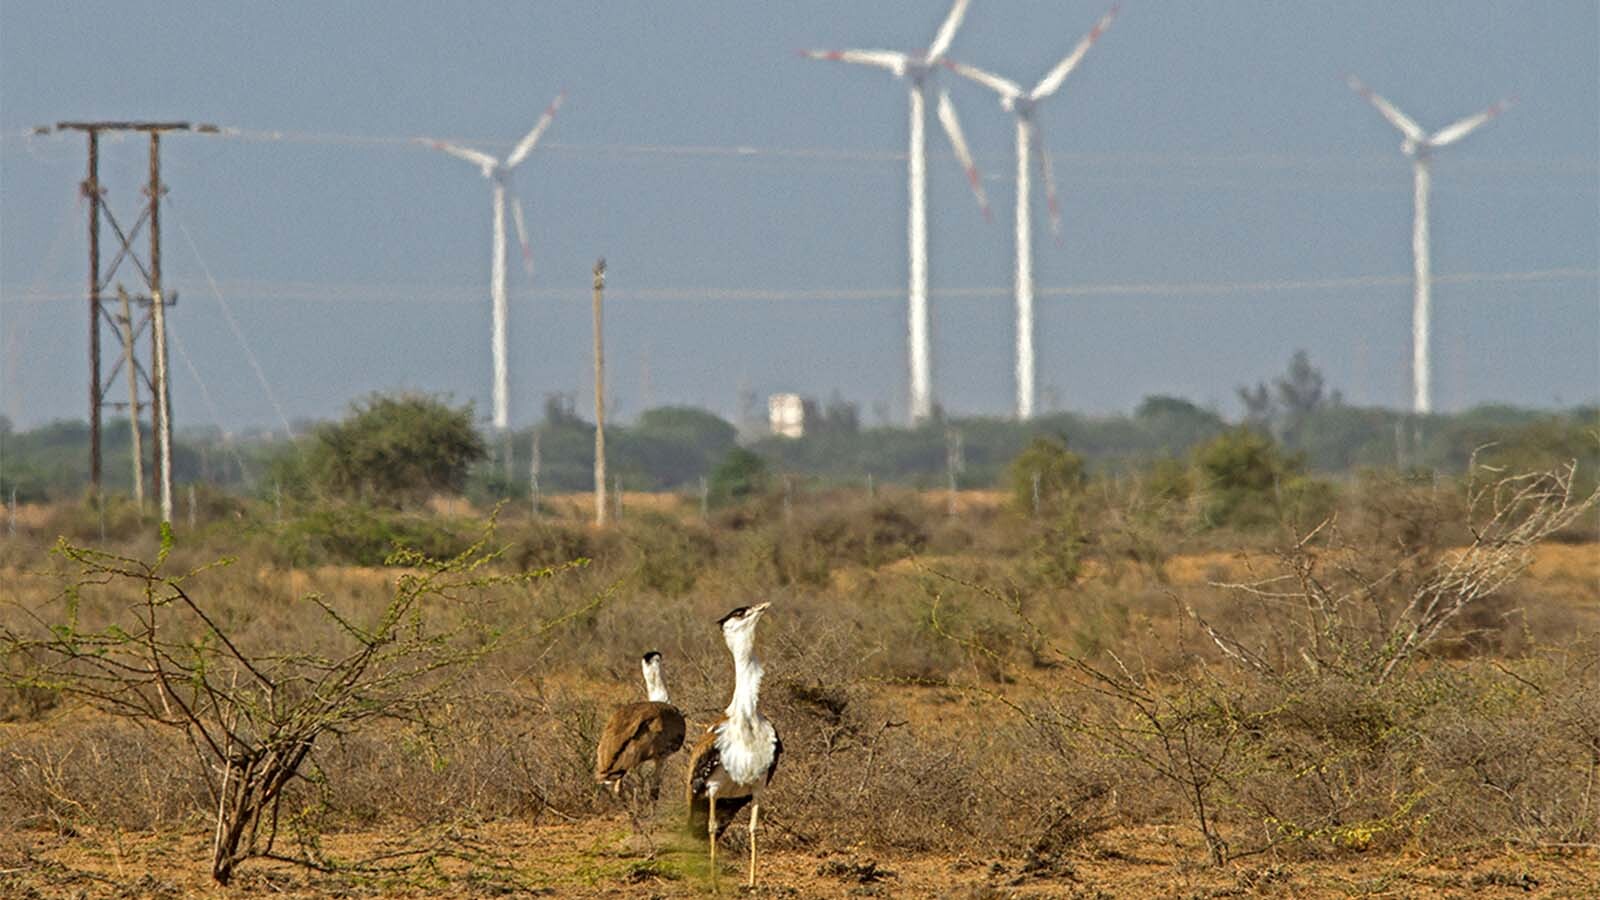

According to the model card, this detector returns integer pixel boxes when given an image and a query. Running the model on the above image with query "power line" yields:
[168,198,297,439]
[7,124,1593,180]
[2,267,1593,307]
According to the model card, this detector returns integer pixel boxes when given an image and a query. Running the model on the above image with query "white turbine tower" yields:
[418,92,565,433]
[947,4,1118,420]
[1346,75,1510,415]
[802,0,992,423]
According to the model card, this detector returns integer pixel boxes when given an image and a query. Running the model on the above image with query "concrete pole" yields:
[907,79,932,423]
[148,133,173,523]
[592,259,608,527]
[1014,117,1036,421]
[1411,157,1433,415]
[117,286,145,508]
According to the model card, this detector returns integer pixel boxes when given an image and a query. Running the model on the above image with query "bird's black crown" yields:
[641,650,662,663]
[717,606,749,626]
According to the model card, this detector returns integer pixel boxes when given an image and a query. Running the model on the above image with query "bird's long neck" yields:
[725,639,764,724]
[642,665,669,703]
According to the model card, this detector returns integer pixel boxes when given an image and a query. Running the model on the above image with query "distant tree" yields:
[621,406,740,488]
[819,391,862,435]
[1136,395,1204,420]
[708,447,770,506]
[1005,436,1085,514]
[1135,395,1228,452]
[634,406,737,450]
[541,393,582,428]
[1275,350,1326,421]
[1237,382,1273,426]
[306,392,485,505]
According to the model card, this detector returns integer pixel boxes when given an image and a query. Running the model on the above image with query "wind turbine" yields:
[418,92,564,433]
[802,0,991,423]
[946,5,1118,421]
[1346,75,1510,415]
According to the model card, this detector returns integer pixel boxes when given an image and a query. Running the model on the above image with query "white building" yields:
[767,393,807,438]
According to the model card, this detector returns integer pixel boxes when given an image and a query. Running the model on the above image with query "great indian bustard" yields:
[595,651,687,804]
[688,602,781,890]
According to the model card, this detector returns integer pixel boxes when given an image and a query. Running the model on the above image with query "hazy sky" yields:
[2,1,1596,432]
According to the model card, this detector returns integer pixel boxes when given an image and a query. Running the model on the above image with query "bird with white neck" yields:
[595,651,686,810]
[687,602,781,890]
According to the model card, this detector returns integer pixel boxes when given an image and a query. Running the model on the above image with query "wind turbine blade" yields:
[1031,4,1119,100]
[507,92,566,168]
[510,191,533,277]
[926,0,971,62]
[944,60,1023,102]
[937,90,991,222]
[1345,75,1425,142]
[799,48,909,76]
[417,138,498,172]
[1034,131,1062,239]
[1429,97,1513,148]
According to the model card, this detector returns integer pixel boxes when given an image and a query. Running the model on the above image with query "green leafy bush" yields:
[1006,436,1085,515]
[302,392,485,506]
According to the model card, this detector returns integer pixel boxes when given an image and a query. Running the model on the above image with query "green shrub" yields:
[1193,427,1302,529]
[303,393,485,506]
[621,512,716,596]
[273,505,472,566]
[1006,436,1085,515]
[708,447,771,507]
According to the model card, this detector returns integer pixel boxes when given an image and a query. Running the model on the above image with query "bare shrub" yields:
[0,522,586,884]
[1196,455,1598,684]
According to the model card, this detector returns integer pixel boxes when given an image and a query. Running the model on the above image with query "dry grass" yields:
[2,473,1597,894]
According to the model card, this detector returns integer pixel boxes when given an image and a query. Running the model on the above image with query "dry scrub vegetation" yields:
[2,457,1598,895]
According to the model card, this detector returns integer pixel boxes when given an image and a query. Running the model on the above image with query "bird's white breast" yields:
[713,715,777,790]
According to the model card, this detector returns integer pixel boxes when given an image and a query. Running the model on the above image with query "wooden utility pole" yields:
[591,258,607,527]
[86,129,102,487]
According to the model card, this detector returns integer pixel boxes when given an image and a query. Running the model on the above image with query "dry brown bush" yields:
[2,456,1596,887]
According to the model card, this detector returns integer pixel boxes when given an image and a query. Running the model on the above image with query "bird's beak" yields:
[750,602,772,615]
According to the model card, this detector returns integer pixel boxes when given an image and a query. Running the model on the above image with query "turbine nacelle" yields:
[1347,74,1510,162]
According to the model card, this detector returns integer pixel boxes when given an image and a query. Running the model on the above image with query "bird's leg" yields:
[747,801,760,889]
[707,793,719,892]
[649,758,664,806]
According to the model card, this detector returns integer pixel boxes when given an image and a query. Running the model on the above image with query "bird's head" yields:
[717,602,771,656]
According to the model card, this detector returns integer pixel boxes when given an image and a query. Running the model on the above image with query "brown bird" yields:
[688,602,780,890]
[595,651,687,803]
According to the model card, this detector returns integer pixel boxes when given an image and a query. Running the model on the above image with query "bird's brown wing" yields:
[596,701,683,782]
[659,704,687,756]
[685,717,751,837]
[685,718,724,803]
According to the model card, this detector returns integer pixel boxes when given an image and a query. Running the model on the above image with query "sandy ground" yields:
[4,814,1597,899]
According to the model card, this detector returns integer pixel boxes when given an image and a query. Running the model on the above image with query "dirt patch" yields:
[3,819,1595,898]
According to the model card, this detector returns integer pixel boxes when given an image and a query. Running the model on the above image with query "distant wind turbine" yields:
[802,0,991,423]
[418,93,564,432]
[1346,75,1510,415]
[947,4,1118,420]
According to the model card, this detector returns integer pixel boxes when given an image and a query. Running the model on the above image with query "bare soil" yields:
[5,816,1596,899]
